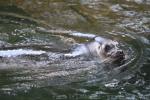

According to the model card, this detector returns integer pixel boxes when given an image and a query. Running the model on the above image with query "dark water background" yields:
[0,0,150,99]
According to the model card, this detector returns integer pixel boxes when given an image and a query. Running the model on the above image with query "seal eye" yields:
[104,45,111,52]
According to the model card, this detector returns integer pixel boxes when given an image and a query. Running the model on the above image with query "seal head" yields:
[96,38,125,62]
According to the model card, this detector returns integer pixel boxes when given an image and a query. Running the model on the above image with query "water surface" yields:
[0,0,149,99]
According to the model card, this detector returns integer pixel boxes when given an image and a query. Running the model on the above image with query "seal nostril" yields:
[117,51,124,56]
[120,51,123,54]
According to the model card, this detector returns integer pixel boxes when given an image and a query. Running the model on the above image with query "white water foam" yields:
[0,49,46,57]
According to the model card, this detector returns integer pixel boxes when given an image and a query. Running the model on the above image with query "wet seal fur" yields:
[36,27,125,62]
[64,36,125,63]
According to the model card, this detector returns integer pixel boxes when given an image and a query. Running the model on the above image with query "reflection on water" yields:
[0,0,150,99]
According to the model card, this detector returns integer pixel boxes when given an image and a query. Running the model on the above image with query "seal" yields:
[36,27,125,62]
[64,36,125,62]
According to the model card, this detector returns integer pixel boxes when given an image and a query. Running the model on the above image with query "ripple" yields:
[0,5,148,99]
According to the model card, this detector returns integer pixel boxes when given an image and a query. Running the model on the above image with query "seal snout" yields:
[116,50,124,56]
[115,50,125,60]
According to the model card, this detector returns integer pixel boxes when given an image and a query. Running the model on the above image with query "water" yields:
[0,0,149,99]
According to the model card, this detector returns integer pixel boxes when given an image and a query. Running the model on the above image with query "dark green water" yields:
[0,0,150,99]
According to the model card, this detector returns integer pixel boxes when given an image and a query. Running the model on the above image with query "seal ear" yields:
[98,45,101,49]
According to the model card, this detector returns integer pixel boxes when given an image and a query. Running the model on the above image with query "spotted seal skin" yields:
[64,36,125,62]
